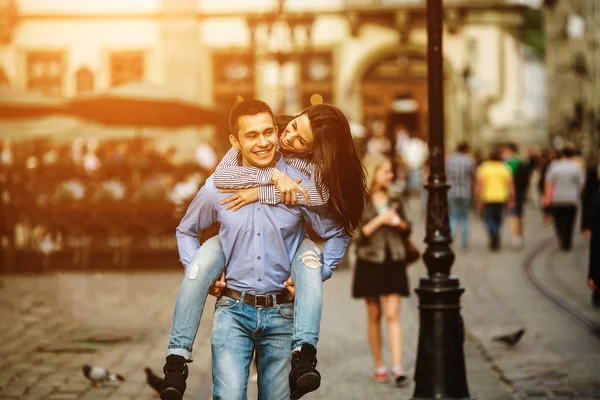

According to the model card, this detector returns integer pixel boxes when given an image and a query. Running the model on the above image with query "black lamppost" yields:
[462,66,473,144]
[412,0,471,399]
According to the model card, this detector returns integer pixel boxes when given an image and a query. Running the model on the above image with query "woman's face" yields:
[373,161,394,190]
[279,114,314,153]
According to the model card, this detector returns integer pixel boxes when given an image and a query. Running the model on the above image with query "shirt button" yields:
[257,208,261,212]
[257,233,261,236]
[258,278,262,282]
[257,256,261,260]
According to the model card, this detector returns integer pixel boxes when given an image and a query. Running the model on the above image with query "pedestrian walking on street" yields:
[503,143,535,249]
[446,142,476,249]
[475,147,514,251]
[161,100,367,400]
[352,153,412,386]
[537,149,555,223]
[581,149,599,238]
[581,150,600,307]
[585,188,600,308]
[542,146,586,251]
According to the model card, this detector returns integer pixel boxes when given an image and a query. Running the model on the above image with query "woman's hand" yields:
[220,188,259,211]
[380,209,407,229]
[589,278,598,291]
[272,170,310,206]
[209,272,226,297]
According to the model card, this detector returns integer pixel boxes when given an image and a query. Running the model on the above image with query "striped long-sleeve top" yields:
[213,147,330,207]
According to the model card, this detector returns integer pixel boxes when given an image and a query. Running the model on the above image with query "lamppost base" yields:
[411,275,472,400]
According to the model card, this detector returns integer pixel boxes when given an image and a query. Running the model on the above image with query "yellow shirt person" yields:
[476,161,513,204]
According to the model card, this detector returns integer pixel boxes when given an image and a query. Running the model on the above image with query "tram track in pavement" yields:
[523,236,600,339]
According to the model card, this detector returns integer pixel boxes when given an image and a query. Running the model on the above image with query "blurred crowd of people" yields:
[445,141,598,253]
[445,141,599,307]
[0,136,221,262]
[357,120,599,309]
[357,122,428,198]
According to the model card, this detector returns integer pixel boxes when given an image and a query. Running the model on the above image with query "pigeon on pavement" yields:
[492,328,526,347]
[144,366,164,395]
[82,364,125,386]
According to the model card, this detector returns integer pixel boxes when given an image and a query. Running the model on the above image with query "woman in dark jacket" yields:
[352,153,412,386]
[587,189,600,307]
[581,155,599,307]
[581,157,600,234]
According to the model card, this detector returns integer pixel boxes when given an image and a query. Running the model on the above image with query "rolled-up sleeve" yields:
[299,206,349,281]
[176,181,218,267]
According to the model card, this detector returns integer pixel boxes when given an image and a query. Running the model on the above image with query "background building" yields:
[0,0,547,153]
[544,0,600,157]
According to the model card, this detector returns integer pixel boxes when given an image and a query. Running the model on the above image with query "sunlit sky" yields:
[18,0,347,13]
[17,0,542,13]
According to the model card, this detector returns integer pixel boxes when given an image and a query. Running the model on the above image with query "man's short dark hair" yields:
[489,146,503,161]
[456,142,470,153]
[562,146,577,158]
[507,143,519,153]
[228,99,274,137]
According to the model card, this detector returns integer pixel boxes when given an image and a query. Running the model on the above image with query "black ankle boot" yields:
[289,344,321,400]
[160,355,188,400]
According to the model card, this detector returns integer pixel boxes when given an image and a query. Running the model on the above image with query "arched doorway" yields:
[361,49,429,141]
[356,45,461,148]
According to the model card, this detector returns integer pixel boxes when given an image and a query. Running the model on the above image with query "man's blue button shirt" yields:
[176,153,349,295]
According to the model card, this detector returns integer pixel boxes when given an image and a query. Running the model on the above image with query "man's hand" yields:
[507,196,515,211]
[220,188,259,211]
[541,196,551,208]
[209,272,226,297]
[588,278,598,291]
[272,170,310,206]
[583,230,591,239]
[284,277,295,297]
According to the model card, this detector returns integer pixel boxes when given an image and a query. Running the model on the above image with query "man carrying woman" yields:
[161,99,367,400]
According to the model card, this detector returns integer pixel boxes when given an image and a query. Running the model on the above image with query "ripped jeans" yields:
[167,236,323,361]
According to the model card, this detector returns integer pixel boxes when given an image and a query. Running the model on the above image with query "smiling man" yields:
[230,108,279,168]
[163,100,348,400]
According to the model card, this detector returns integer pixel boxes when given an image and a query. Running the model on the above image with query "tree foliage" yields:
[520,9,546,59]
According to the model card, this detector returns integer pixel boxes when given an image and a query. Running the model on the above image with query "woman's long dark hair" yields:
[276,105,367,236]
[275,114,294,133]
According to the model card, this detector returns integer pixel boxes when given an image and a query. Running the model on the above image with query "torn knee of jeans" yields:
[300,251,322,269]
[188,262,200,280]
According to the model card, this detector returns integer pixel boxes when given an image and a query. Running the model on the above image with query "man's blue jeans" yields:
[167,236,323,361]
[483,203,506,239]
[448,197,472,248]
[211,294,293,400]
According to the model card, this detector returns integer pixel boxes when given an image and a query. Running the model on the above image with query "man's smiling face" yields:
[229,112,278,168]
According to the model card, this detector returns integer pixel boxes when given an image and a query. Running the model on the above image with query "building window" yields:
[110,52,145,87]
[212,52,255,108]
[26,51,64,96]
[75,67,94,94]
[299,52,333,109]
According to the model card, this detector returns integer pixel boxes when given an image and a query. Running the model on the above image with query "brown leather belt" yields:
[220,287,294,308]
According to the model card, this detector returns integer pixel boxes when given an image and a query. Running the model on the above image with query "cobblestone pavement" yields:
[0,272,215,400]
[1,203,598,400]
[451,205,600,400]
